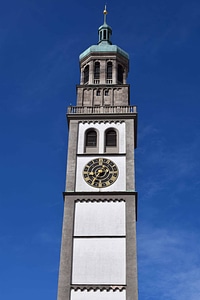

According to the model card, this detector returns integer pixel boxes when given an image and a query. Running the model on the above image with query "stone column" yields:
[89,61,94,84]
[113,60,117,84]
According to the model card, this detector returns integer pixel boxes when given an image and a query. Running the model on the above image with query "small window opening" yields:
[105,90,109,96]
[107,62,112,79]
[94,62,100,79]
[84,65,89,84]
[96,90,101,96]
[106,129,117,147]
[86,130,97,147]
[103,30,106,40]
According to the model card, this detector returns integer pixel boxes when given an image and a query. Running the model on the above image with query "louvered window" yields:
[86,130,97,147]
[106,129,117,147]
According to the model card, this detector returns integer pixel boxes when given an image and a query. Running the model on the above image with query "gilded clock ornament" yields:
[83,158,119,188]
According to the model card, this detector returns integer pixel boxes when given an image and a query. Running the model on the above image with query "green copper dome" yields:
[79,44,129,61]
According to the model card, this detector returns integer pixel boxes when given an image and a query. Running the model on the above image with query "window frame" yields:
[94,62,100,80]
[105,129,117,147]
[107,62,112,80]
[85,129,97,147]
[84,128,99,154]
[83,65,89,84]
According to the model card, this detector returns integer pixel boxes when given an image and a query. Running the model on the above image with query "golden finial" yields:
[103,5,108,15]
[103,5,108,23]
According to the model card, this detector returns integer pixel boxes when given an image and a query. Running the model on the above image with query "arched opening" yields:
[83,65,89,84]
[86,129,97,147]
[107,62,112,83]
[105,129,117,147]
[94,62,100,80]
[94,62,100,84]
[96,90,101,96]
[103,30,106,40]
[85,129,99,153]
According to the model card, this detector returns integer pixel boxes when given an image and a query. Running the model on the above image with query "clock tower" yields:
[57,7,138,300]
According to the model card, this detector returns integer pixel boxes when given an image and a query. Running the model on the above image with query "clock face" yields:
[83,158,119,188]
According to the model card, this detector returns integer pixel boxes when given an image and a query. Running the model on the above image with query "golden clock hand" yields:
[96,169,102,177]
[92,177,97,185]
[102,165,109,172]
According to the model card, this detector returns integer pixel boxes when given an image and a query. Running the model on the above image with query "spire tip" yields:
[103,4,108,23]
[103,5,108,15]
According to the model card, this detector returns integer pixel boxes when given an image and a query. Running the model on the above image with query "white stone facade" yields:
[77,121,126,154]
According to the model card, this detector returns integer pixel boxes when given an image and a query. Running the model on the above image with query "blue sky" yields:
[1,0,200,299]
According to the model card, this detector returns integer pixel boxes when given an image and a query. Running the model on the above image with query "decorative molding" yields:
[80,120,125,125]
[71,285,126,292]
[75,198,125,203]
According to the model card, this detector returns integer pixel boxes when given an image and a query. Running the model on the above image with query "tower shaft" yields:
[57,9,138,300]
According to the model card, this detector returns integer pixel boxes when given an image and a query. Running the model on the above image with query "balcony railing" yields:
[67,105,137,115]
[106,79,113,84]
[93,79,100,84]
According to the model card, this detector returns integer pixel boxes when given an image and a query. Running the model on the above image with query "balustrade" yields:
[67,105,137,114]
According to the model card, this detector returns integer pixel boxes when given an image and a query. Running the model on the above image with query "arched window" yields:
[118,64,123,84]
[94,62,100,79]
[86,130,97,147]
[103,30,106,40]
[84,65,89,84]
[106,129,117,147]
[107,62,112,79]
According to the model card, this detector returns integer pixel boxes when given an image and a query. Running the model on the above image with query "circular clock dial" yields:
[83,158,119,188]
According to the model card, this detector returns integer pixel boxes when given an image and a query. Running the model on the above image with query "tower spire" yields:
[103,5,108,24]
[98,5,112,44]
